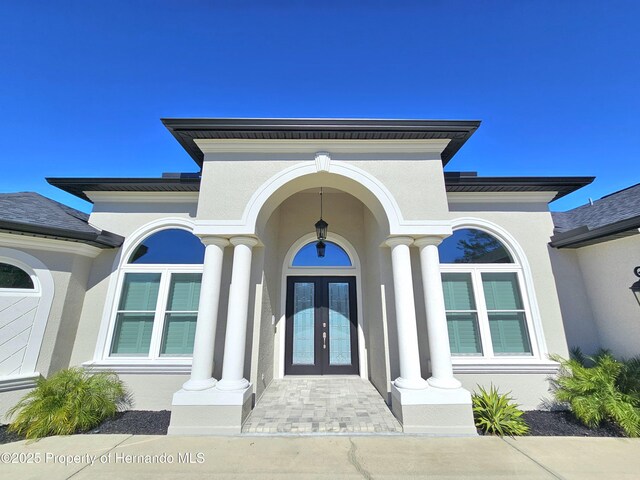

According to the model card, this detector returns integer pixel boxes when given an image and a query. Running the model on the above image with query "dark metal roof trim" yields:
[46,176,201,203]
[444,173,595,201]
[0,219,124,248]
[48,173,592,204]
[549,214,640,248]
[161,118,481,166]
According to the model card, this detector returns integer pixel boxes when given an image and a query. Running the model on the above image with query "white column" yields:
[216,236,259,391]
[415,236,461,389]
[385,237,428,390]
[182,236,228,391]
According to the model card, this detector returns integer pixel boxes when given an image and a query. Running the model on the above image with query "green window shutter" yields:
[119,273,161,310]
[111,273,161,356]
[111,313,154,355]
[481,272,523,310]
[489,312,532,354]
[161,313,197,355]
[446,313,482,355]
[441,273,476,310]
[160,273,202,356]
[166,273,202,311]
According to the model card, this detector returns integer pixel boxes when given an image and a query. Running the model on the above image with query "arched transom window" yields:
[109,228,204,359]
[439,228,534,358]
[292,241,352,267]
[0,263,35,290]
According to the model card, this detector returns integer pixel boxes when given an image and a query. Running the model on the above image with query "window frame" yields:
[105,263,203,362]
[0,261,39,294]
[439,224,544,367]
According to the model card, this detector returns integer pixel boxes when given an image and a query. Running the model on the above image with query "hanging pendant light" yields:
[315,188,328,257]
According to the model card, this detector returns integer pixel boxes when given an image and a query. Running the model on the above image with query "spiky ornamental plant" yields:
[550,351,640,437]
[7,368,131,439]
[472,385,530,436]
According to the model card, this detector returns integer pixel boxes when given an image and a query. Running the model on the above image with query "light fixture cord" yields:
[320,187,323,219]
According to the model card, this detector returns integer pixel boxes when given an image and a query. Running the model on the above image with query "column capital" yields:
[414,235,447,248]
[230,236,259,248]
[198,235,230,248]
[385,236,414,248]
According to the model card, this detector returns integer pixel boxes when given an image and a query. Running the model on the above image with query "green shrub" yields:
[551,350,640,437]
[472,385,529,436]
[7,368,131,439]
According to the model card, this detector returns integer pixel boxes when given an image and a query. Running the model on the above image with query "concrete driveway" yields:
[1,434,638,479]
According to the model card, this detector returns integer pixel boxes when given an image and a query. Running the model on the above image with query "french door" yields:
[285,276,359,375]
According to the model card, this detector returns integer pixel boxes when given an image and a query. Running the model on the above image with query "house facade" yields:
[3,118,636,435]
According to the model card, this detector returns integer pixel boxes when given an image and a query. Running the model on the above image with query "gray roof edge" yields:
[161,117,483,130]
[161,117,481,167]
[46,176,201,203]
[47,174,593,203]
[549,214,640,248]
[0,219,124,248]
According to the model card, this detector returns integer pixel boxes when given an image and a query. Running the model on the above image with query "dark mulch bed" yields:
[0,410,170,445]
[522,410,626,437]
[1,410,628,444]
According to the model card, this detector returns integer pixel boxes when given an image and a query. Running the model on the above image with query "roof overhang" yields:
[550,214,640,248]
[444,173,594,202]
[48,172,593,206]
[46,174,201,203]
[161,118,481,166]
[0,219,123,248]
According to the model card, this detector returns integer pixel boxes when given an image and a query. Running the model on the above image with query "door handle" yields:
[322,331,327,349]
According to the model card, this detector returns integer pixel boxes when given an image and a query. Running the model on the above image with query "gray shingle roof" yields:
[0,192,122,248]
[552,183,640,232]
[550,183,640,248]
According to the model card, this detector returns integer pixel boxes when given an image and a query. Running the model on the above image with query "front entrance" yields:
[285,276,359,375]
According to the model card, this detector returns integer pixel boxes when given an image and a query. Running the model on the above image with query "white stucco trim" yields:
[446,218,549,361]
[195,138,451,155]
[86,192,200,204]
[0,232,102,258]
[92,217,200,363]
[277,233,368,380]
[0,249,54,376]
[82,360,191,374]
[0,372,43,392]
[193,160,454,237]
[447,192,557,204]
[452,361,559,375]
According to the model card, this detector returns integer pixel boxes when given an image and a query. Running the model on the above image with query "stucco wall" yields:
[197,155,450,227]
[456,373,554,410]
[363,208,392,401]
[548,248,600,354]
[574,235,640,358]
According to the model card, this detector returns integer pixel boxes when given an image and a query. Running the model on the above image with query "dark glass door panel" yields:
[285,276,359,375]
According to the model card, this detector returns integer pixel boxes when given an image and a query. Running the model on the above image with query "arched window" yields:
[0,263,35,289]
[439,228,533,358]
[109,228,204,359]
[292,241,352,267]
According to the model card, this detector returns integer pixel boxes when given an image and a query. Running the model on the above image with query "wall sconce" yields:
[631,266,640,307]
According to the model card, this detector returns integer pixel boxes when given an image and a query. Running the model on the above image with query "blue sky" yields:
[1,1,638,213]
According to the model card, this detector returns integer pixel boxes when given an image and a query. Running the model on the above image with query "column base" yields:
[181,377,217,391]
[216,377,250,391]
[427,376,462,389]
[393,376,429,390]
[168,385,253,435]
[390,383,477,435]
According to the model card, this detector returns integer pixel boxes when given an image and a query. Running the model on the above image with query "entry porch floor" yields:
[242,376,403,434]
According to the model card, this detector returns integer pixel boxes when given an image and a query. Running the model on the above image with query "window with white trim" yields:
[0,262,35,290]
[439,228,535,358]
[108,228,204,358]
